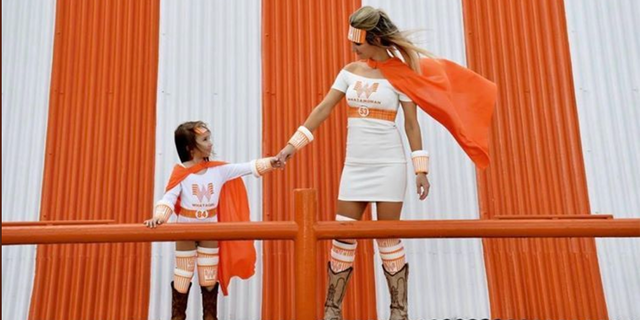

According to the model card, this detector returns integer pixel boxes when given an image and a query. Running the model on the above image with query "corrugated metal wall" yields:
[149,0,264,319]
[462,0,608,319]
[363,1,491,319]
[1,1,57,319]
[564,1,640,319]
[261,1,382,319]
[28,0,159,319]
[3,1,640,319]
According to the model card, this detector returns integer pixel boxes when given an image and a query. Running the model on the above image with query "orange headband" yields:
[348,26,367,44]
[194,126,208,135]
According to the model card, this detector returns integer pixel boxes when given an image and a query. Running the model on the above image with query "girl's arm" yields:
[144,184,181,228]
[219,157,281,182]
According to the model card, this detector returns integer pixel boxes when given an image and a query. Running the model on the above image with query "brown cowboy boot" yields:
[323,262,354,320]
[201,283,219,320]
[383,263,409,320]
[171,281,192,320]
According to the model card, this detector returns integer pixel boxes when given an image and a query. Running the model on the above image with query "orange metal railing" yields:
[3,189,640,319]
[1,221,298,244]
[1,220,116,227]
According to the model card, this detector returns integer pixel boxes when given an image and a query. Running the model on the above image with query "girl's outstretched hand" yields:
[144,217,165,229]
[270,156,285,169]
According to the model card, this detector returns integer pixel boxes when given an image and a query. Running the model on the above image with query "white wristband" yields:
[153,203,173,221]
[411,150,430,174]
[287,126,314,150]
[254,157,275,177]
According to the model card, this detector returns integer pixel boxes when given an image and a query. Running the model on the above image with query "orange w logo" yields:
[203,268,217,281]
[192,183,214,202]
[353,81,379,99]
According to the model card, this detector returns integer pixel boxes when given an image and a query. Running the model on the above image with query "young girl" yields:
[144,121,280,320]
[277,6,496,320]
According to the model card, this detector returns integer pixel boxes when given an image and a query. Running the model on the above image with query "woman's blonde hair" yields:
[350,6,433,73]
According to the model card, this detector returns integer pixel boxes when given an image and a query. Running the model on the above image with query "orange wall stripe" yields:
[261,1,379,319]
[462,0,608,319]
[29,1,159,319]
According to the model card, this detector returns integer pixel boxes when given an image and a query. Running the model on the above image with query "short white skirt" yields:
[338,162,407,201]
[338,118,408,202]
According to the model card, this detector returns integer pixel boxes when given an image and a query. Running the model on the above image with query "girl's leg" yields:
[197,241,219,290]
[197,240,219,320]
[174,241,197,293]
[172,241,197,320]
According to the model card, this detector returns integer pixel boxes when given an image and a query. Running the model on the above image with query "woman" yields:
[277,6,496,320]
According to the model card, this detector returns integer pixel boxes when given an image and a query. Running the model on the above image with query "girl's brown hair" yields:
[174,121,211,162]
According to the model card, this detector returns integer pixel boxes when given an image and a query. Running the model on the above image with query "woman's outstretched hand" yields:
[276,144,297,165]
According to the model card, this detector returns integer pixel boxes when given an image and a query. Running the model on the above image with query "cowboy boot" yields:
[201,283,219,320]
[383,263,409,320]
[171,281,192,320]
[323,262,354,320]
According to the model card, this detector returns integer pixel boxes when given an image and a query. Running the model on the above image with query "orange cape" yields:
[368,57,497,168]
[165,161,256,296]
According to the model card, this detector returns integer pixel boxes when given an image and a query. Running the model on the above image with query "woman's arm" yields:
[401,100,431,201]
[401,100,423,152]
[302,89,345,131]
[277,89,345,162]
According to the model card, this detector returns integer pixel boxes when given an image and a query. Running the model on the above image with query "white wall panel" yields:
[1,0,57,319]
[150,1,263,319]
[565,1,640,319]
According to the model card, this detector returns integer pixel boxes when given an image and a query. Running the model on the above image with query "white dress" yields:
[157,161,259,223]
[331,69,412,202]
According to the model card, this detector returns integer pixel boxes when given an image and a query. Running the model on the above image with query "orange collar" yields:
[165,161,226,191]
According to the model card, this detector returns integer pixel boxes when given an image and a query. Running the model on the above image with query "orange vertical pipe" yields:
[462,0,608,319]
[29,0,159,319]
[294,189,318,319]
[261,1,377,319]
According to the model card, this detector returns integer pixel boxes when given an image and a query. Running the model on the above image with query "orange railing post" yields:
[294,189,317,320]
